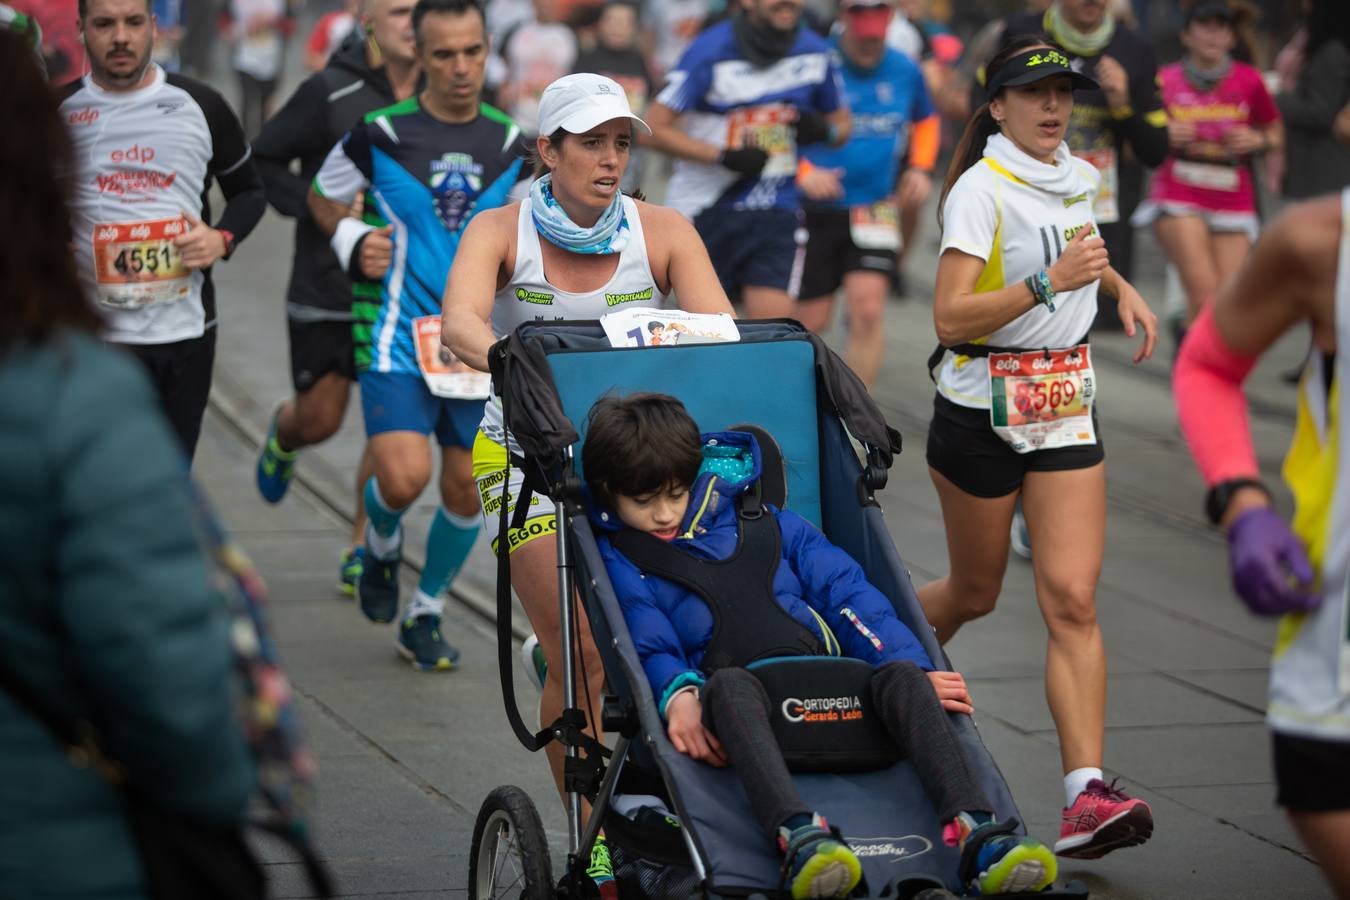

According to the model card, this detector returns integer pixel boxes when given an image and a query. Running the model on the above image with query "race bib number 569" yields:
[988,344,1096,453]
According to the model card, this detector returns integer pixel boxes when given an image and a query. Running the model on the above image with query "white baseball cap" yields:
[537,73,651,137]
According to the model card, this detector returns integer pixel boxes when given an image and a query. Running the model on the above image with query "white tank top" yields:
[490,194,664,336]
[481,194,665,443]
[1268,187,1350,740]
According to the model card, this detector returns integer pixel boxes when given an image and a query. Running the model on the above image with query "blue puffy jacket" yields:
[593,431,933,717]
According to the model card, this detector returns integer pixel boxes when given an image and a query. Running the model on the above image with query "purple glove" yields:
[1227,506,1320,617]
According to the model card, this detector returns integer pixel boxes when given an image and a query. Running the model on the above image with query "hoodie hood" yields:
[326,27,395,89]
[588,431,763,538]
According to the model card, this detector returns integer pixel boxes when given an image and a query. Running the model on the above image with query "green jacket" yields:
[0,333,253,897]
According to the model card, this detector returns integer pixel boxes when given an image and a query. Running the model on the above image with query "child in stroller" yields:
[580,393,1059,899]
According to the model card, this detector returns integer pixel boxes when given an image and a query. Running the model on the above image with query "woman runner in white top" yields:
[919,36,1159,861]
[440,72,732,821]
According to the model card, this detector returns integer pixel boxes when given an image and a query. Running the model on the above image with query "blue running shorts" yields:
[693,207,807,299]
[358,371,482,448]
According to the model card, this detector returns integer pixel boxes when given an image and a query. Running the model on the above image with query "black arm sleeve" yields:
[251,73,331,218]
[182,78,267,245]
[1112,46,1169,168]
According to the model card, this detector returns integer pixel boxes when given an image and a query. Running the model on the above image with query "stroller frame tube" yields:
[556,471,584,855]
[578,734,629,859]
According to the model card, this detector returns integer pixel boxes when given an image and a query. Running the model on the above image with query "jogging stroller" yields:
[469,320,1087,899]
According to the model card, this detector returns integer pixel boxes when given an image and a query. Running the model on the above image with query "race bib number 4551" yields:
[92,217,192,310]
[988,344,1096,454]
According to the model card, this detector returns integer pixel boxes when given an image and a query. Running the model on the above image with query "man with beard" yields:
[59,0,265,459]
[252,0,420,596]
[308,0,528,672]
[644,0,851,319]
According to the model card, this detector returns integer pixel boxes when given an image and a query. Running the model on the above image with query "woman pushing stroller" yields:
[441,71,734,888]
[581,392,1059,899]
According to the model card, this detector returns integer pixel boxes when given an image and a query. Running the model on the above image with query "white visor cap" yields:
[537,72,651,137]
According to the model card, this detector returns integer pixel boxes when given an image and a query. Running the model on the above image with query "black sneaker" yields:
[396,614,459,671]
[358,547,400,624]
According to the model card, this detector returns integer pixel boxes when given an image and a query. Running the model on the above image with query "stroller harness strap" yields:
[609,497,826,673]
[612,497,903,773]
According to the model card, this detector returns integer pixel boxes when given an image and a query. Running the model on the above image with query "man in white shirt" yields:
[60,0,264,458]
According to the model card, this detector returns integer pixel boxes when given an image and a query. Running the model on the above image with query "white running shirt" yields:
[936,153,1102,409]
[1268,187,1350,741]
[61,66,254,344]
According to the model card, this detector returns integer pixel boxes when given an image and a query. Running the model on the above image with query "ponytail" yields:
[937,32,1064,230]
[938,102,999,229]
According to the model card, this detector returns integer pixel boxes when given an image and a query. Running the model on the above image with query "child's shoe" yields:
[958,818,1057,895]
[777,814,862,899]
[586,834,618,900]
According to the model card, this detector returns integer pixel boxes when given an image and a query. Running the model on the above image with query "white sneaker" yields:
[519,633,547,692]
[1009,506,1032,561]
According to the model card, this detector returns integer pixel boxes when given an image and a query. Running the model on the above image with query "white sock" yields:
[1064,767,1103,807]
[405,588,445,621]
[366,522,402,561]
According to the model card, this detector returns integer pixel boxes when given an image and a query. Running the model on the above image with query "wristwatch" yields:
[218,228,236,259]
[1204,477,1270,526]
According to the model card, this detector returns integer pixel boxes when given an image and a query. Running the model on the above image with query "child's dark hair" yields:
[582,393,702,508]
[938,33,1061,228]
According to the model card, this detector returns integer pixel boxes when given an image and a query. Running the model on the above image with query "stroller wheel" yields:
[470,785,554,900]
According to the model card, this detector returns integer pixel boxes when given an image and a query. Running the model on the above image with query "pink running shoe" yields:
[1055,778,1153,859]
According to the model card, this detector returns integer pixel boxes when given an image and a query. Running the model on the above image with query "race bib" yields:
[91,217,193,310]
[1078,148,1119,224]
[413,315,490,399]
[988,344,1097,454]
[1173,160,1240,192]
[726,105,797,179]
[849,201,901,251]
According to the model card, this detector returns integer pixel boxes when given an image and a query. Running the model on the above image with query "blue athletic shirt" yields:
[655,19,845,219]
[313,97,528,375]
[802,42,933,210]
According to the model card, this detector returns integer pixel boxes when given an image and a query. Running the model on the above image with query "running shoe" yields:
[959,821,1057,895]
[338,546,364,596]
[1055,778,1154,859]
[255,410,297,504]
[1009,504,1032,560]
[520,633,548,692]
[396,614,460,671]
[586,834,618,900]
[358,544,401,624]
[777,814,862,900]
